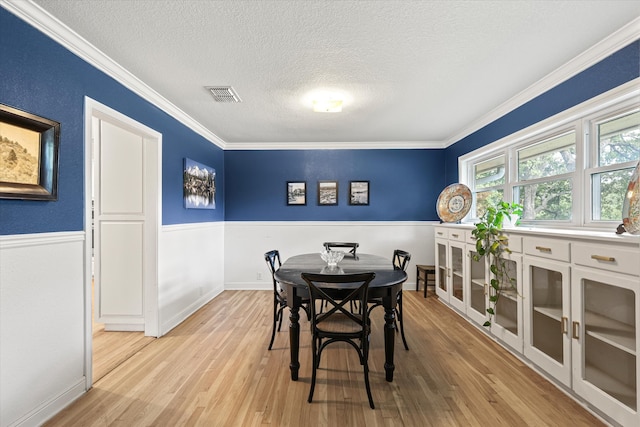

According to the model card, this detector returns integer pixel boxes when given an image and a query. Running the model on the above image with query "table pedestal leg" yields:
[289,306,300,381]
[384,306,396,382]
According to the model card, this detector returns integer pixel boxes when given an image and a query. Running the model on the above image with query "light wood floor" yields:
[92,281,155,382]
[48,290,604,426]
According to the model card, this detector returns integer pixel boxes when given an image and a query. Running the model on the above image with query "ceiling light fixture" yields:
[312,98,343,113]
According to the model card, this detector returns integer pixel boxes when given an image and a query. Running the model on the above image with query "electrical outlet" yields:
[257,272,263,280]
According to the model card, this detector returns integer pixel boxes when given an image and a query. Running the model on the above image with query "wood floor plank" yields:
[47,290,605,426]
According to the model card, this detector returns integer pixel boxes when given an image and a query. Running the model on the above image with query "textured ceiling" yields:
[25,1,640,147]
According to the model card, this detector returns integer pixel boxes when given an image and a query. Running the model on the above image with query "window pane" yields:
[474,156,505,190]
[517,179,572,220]
[592,168,634,221]
[598,110,640,167]
[475,189,503,218]
[518,132,576,181]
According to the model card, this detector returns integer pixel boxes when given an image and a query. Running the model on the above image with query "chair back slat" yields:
[392,249,411,271]
[264,249,283,293]
[323,242,359,257]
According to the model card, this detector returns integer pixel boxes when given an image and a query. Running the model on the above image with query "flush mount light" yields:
[205,86,242,103]
[312,98,343,113]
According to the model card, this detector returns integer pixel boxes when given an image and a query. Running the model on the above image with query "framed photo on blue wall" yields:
[349,181,369,205]
[287,181,306,205]
[183,158,216,209]
[0,104,60,200]
[318,180,338,205]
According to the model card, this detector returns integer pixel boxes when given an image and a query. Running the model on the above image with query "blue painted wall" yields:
[1,7,638,231]
[225,149,445,221]
[444,41,640,185]
[0,8,224,235]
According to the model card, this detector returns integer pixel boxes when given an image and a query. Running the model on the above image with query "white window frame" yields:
[459,79,639,230]
[583,101,640,227]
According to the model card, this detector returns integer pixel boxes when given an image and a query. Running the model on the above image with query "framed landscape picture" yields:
[349,180,369,205]
[287,181,306,205]
[183,158,216,209]
[318,180,338,205]
[0,104,60,200]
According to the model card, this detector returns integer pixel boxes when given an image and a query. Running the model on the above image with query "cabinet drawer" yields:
[572,242,640,276]
[466,230,477,245]
[523,237,570,262]
[448,230,465,242]
[502,234,522,253]
[434,228,448,239]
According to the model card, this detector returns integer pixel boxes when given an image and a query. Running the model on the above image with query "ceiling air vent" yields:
[206,86,242,103]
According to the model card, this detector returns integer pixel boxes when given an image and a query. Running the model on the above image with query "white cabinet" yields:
[466,243,488,326]
[435,230,466,313]
[435,237,449,303]
[523,255,571,386]
[434,225,640,426]
[491,250,523,353]
[571,247,639,427]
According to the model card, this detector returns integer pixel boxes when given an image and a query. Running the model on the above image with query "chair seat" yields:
[316,313,367,335]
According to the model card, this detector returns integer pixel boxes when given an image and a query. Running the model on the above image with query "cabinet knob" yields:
[535,246,552,253]
[561,317,568,335]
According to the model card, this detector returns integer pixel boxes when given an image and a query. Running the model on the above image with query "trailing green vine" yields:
[471,201,523,327]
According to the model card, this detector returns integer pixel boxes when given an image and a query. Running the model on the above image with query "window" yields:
[462,86,639,229]
[515,131,576,221]
[472,156,505,218]
[589,109,640,222]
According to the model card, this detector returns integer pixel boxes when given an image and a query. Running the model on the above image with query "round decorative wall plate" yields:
[622,161,640,234]
[436,183,472,223]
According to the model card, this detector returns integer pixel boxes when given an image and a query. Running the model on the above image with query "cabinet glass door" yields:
[524,258,571,386]
[495,258,518,334]
[449,242,465,312]
[491,253,522,352]
[572,267,638,426]
[467,248,487,325]
[435,239,449,301]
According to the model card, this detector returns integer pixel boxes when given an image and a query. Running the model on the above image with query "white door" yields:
[93,118,157,333]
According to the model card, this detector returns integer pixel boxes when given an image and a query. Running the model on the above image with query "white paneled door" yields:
[93,118,156,332]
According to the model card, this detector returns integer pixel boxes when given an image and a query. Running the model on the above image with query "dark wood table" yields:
[274,253,407,382]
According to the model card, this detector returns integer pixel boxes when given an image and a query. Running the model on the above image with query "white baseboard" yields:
[11,378,85,427]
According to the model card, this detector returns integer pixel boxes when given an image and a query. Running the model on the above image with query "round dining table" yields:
[274,252,408,382]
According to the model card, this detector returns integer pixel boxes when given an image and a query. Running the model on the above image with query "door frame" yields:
[83,96,162,388]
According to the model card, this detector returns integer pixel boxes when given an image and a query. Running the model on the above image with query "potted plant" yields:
[471,201,523,327]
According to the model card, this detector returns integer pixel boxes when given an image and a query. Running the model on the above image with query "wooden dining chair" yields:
[368,249,411,350]
[323,242,359,258]
[264,249,309,350]
[301,271,377,409]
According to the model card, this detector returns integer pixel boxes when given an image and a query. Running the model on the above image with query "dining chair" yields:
[264,249,309,350]
[301,271,377,409]
[323,242,359,258]
[368,249,411,350]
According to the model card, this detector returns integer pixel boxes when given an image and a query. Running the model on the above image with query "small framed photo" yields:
[287,181,306,205]
[183,158,216,209]
[318,180,338,205]
[0,104,60,200]
[349,181,369,205]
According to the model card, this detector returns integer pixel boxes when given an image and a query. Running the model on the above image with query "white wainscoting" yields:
[224,221,438,290]
[159,222,225,335]
[0,232,86,427]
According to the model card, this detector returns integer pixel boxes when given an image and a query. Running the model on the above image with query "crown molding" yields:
[444,15,640,148]
[1,0,227,150]
[224,140,446,150]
